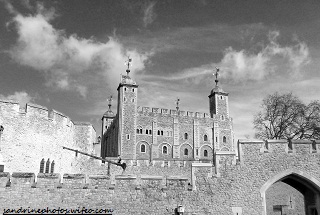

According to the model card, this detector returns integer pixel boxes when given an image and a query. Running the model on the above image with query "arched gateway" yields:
[260,169,320,215]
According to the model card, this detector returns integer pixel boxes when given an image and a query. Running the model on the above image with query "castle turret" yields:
[209,68,234,152]
[101,96,115,158]
[116,58,138,159]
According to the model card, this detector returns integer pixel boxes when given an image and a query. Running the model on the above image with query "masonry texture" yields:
[0,140,320,215]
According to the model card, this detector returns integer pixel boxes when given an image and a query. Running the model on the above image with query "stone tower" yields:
[100,97,115,158]
[208,68,234,152]
[116,61,138,159]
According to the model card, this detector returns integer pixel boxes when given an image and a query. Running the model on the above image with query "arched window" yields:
[146,129,148,134]
[132,89,135,92]
[39,158,45,173]
[223,136,227,143]
[184,148,188,156]
[163,146,167,154]
[149,129,152,134]
[161,130,163,136]
[184,133,188,139]
[204,134,208,141]
[136,129,139,134]
[140,129,142,134]
[204,150,208,157]
[158,130,160,135]
[124,87,127,91]
[45,158,50,173]
[50,160,55,173]
[141,144,146,153]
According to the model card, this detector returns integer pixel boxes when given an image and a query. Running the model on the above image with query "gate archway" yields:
[260,169,320,215]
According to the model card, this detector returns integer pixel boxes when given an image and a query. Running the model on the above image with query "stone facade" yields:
[0,100,97,174]
[101,71,234,162]
[0,139,320,215]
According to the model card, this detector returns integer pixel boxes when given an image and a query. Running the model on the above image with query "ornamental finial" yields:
[124,56,132,76]
[176,98,180,111]
[108,96,113,110]
[214,67,219,86]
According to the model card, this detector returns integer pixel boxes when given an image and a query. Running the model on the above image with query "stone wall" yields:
[1,139,320,215]
[0,100,96,175]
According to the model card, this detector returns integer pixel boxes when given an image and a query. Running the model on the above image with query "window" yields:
[196,149,199,155]
[204,134,208,141]
[124,87,127,91]
[149,129,152,134]
[161,130,163,136]
[140,144,146,153]
[163,146,168,154]
[158,130,160,135]
[204,150,208,157]
[45,158,50,173]
[221,115,224,120]
[50,160,55,173]
[39,158,45,173]
[146,129,148,134]
[132,89,135,92]
[136,129,139,134]
[184,133,188,139]
[132,99,135,102]
[184,148,188,156]
[216,137,218,142]
[223,136,226,143]
[126,134,130,140]
[140,129,142,134]
[124,97,126,102]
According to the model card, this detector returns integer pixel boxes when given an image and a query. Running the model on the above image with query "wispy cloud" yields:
[143,1,157,27]
[6,2,151,97]
[219,31,310,81]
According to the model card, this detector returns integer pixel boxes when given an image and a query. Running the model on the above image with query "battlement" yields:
[138,106,211,119]
[238,139,320,160]
[0,172,191,191]
[0,100,95,130]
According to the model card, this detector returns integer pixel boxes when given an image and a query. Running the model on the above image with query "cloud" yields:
[7,3,151,97]
[0,91,36,106]
[143,1,157,27]
[219,31,310,81]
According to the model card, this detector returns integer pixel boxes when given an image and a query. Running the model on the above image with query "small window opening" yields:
[45,158,50,173]
[163,146,168,154]
[223,136,226,143]
[204,150,208,157]
[196,149,199,155]
[136,129,139,134]
[184,148,188,156]
[124,97,126,102]
[50,160,55,173]
[132,99,135,102]
[161,130,164,136]
[141,144,146,153]
[39,158,45,173]
[146,129,148,134]
[149,129,152,134]
[132,89,135,92]
[158,130,160,135]
[126,134,130,140]
[184,133,188,139]
[204,134,208,141]
[124,87,127,91]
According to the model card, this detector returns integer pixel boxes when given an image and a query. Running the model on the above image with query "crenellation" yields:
[187,111,194,117]
[161,108,169,114]
[179,111,186,116]
[170,109,178,115]
[152,107,160,114]
[142,107,151,113]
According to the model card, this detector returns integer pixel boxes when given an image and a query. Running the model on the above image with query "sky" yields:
[0,0,319,141]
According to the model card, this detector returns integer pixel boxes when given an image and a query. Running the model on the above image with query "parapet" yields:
[138,106,211,119]
[238,139,320,158]
[0,172,191,191]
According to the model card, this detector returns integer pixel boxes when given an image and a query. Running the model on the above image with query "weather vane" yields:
[124,56,132,76]
[107,96,113,110]
[214,67,219,86]
[176,98,180,111]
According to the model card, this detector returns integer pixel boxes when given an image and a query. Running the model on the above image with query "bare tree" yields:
[254,92,320,140]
